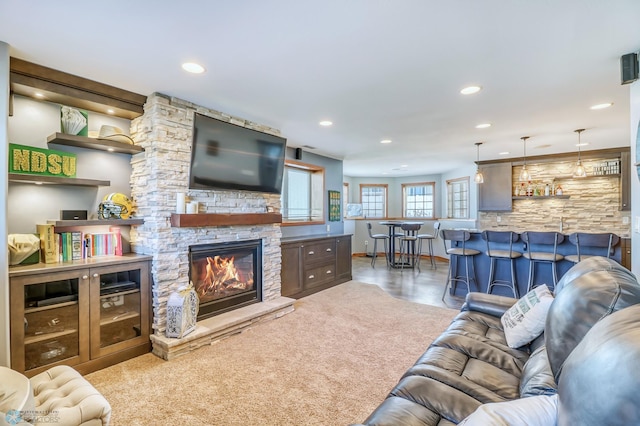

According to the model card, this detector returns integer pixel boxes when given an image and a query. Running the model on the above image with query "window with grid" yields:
[360,184,387,218]
[447,177,469,219]
[281,161,324,223]
[402,182,435,218]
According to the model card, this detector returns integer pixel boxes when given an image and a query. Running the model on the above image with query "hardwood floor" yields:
[351,255,465,310]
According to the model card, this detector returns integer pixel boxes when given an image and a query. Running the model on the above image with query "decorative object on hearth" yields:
[166,284,199,338]
[97,125,135,145]
[60,106,88,136]
[473,142,484,184]
[98,192,133,219]
[519,136,531,181]
[573,128,587,178]
[8,234,41,265]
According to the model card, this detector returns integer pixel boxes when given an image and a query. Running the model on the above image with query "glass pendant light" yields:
[573,129,587,178]
[519,136,531,181]
[474,142,484,183]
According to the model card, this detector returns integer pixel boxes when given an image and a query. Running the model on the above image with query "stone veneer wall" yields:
[128,93,282,334]
[479,157,631,236]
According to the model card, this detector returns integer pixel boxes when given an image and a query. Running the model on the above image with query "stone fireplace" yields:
[128,93,294,360]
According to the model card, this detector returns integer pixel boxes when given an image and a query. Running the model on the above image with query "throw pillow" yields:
[501,285,554,348]
[459,394,558,426]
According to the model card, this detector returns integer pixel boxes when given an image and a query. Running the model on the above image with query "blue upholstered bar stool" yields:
[441,229,480,303]
[366,222,390,268]
[565,232,620,264]
[416,222,441,270]
[521,231,565,292]
[481,230,522,298]
[397,222,422,272]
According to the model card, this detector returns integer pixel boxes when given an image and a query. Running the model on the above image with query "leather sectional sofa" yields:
[359,256,640,425]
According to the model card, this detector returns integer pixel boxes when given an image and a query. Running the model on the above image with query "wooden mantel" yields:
[170,213,282,227]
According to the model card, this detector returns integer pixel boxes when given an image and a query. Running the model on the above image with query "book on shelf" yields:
[36,224,58,264]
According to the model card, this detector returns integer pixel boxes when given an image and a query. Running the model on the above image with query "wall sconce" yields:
[573,128,587,178]
[474,142,484,183]
[519,136,531,181]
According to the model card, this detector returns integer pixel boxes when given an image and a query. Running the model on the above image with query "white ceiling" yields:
[2,1,640,177]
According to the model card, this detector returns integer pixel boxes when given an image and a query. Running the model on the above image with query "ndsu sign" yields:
[9,143,77,178]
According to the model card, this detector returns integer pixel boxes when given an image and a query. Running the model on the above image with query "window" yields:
[402,182,435,218]
[342,182,349,218]
[360,184,387,218]
[447,177,469,219]
[281,161,325,224]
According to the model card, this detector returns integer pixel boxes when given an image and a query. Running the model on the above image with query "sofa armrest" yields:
[461,292,517,318]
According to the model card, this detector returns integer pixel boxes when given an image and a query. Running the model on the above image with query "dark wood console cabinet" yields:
[281,234,352,299]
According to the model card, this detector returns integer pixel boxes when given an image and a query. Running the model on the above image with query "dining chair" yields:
[565,232,620,264]
[481,230,522,298]
[416,222,441,270]
[441,229,480,303]
[521,231,565,292]
[397,222,422,272]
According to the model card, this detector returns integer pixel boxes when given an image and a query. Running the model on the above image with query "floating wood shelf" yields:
[512,195,570,200]
[47,133,144,155]
[9,173,110,187]
[48,218,145,227]
[170,213,282,227]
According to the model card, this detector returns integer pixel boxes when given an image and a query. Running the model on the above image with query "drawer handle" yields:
[326,270,332,274]
[308,274,315,279]
[308,251,315,255]
[326,248,332,252]
[82,275,89,280]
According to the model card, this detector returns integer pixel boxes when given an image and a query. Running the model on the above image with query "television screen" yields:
[189,113,287,194]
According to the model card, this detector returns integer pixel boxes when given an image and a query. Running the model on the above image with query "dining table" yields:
[379,220,424,268]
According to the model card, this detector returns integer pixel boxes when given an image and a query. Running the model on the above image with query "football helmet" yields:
[99,193,133,219]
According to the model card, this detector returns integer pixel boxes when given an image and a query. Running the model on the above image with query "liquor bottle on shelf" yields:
[545,184,550,196]
[556,184,563,196]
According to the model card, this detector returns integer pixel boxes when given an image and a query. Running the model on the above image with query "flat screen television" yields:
[188,113,287,194]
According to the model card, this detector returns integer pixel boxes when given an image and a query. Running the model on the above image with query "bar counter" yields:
[446,229,623,298]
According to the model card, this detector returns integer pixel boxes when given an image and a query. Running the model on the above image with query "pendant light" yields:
[474,142,484,183]
[519,136,531,181]
[573,128,587,178]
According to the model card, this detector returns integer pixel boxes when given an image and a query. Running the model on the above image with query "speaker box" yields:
[60,210,88,220]
[621,52,639,85]
[294,148,302,160]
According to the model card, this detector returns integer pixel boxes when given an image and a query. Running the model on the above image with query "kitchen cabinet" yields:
[478,163,512,211]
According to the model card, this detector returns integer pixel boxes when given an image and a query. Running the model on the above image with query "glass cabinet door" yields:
[90,261,149,357]
[10,269,90,374]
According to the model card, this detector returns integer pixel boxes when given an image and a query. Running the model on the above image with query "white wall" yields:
[1,41,10,367]
[630,81,640,277]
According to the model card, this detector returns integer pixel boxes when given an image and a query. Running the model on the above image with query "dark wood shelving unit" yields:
[48,218,144,227]
[170,213,282,227]
[47,133,144,155]
[8,173,110,187]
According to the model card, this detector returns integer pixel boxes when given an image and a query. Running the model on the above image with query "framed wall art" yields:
[328,190,341,221]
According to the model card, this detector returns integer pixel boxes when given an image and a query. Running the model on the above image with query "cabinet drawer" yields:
[304,263,336,288]
[303,240,336,264]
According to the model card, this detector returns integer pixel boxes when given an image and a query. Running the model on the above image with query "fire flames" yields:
[197,255,253,301]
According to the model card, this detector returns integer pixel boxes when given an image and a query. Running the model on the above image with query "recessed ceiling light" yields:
[499,151,510,156]
[400,164,408,168]
[107,148,115,152]
[476,123,491,129]
[182,62,206,74]
[576,142,589,147]
[319,120,333,127]
[460,85,482,95]
[590,102,613,110]
[107,109,115,114]
[34,92,44,98]
[380,139,392,144]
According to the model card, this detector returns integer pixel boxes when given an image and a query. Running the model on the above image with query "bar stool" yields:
[521,231,565,292]
[565,232,620,263]
[441,229,480,302]
[397,223,422,271]
[481,230,522,298]
[366,222,390,268]
[416,222,441,270]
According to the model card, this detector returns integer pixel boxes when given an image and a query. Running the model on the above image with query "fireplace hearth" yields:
[189,239,263,320]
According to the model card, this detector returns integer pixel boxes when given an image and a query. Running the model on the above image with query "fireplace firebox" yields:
[189,239,262,320]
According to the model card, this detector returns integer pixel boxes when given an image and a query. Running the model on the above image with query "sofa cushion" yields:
[545,257,640,380]
[459,394,558,426]
[501,285,554,348]
[558,304,640,426]
[0,366,35,423]
[519,346,557,397]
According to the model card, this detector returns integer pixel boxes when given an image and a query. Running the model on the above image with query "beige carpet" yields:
[86,281,458,426]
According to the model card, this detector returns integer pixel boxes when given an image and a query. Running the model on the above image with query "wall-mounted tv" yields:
[188,113,287,194]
